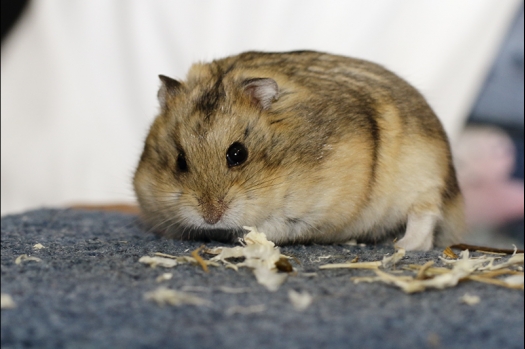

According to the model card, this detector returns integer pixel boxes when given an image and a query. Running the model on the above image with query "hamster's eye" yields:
[177,152,188,172]
[226,142,248,167]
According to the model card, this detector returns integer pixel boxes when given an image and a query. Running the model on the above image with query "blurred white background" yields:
[1,0,522,216]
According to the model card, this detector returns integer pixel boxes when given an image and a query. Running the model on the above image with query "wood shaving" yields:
[154,253,200,264]
[356,249,524,293]
[191,246,209,273]
[483,253,523,271]
[182,255,222,267]
[142,254,220,269]
[353,274,414,284]
[32,243,45,250]
[15,254,42,265]
[415,261,435,280]
[225,304,266,316]
[467,275,524,289]
[440,250,496,267]
[210,227,288,291]
[1,294,16,309]
[372,270,442,293]
[203,247,222,255]
[211,246,245,262]
[476,250,506,256]
[382,248,405,268]
[144,287,210,307]
[372,251,490,293]
[301,272,318,277]
[238,244,281,270]
[502,274,524,286]
[450,243,523,254]
[319,261,382,269]
[288,290,313,311]
[141,228,523,296]
[180,286,210,292]
[241,226,275,247]
[443,247,458,259]
[252,267,288,292]
[154,252,178,259]
[311,255,333,263]
[344,239,358,246]
[460,293,480,305]
[155,273,173,282]
[218,286,252,294]
[139,256,178,268]
[407,263,523,289]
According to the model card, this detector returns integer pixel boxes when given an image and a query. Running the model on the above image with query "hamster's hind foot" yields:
[395,212,437,251]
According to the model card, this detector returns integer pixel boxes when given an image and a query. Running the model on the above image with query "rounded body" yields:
[133,51,465,250]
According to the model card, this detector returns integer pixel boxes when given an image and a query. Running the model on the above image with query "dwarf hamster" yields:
[133,50,465,251]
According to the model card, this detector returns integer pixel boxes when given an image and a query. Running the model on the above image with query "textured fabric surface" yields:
[1,209,523,349]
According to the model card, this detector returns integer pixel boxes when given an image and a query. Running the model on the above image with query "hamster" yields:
[133,50,465,251]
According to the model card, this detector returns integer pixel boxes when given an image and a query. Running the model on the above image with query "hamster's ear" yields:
[243,78,279,110]
[158,75,182,107]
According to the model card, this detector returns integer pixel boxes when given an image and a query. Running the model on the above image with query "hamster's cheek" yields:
[134,175,159,210]
[216,199,248,229]
[221,195,256,227]
[166,192,205,225]
[233,188,286,221]
[233,199,301,243]
[134,171,185,219]
[176,205,203,227]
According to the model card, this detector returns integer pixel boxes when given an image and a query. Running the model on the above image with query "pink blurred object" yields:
[454,126,524,227]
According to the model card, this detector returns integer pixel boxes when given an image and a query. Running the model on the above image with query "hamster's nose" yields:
[201,200,227,225]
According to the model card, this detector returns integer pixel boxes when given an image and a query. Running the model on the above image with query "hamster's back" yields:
[215,51,448,140]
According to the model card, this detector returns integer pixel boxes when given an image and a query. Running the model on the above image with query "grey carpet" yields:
[1,209,523,349]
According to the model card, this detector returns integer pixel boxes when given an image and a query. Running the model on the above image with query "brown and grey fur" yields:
[133,50,465,250]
